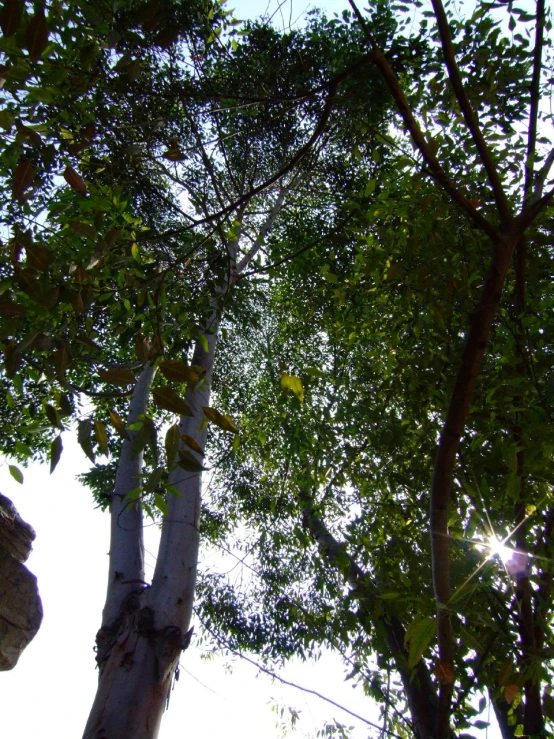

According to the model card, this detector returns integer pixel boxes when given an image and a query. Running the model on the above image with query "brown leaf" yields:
[0,299,26,317]
[0,0,22,36]
[64,166,87,196]
[67,140,89,156]
[12,161,35,200]
[181,434,203,455]
[135,333,151,360]
[54,343,71,379]
[434,661,455,685]
[81,123,97,140]
[73,264,88,284]
[159,359,199,385]
[25,244,51,271]
[98,368,136,387]
[154,26,179,48]
[152,387,193,416]
[72,292,85,313]
[25,7,49,57]
[69,220,97,239]
[3,341,21,377]
[504,684,519,705]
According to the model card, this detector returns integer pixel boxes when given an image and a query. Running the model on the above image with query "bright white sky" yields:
[0,0,513,736]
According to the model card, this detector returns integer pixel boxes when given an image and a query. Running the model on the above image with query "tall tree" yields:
[196,2,554,738]
[1,2,402,735]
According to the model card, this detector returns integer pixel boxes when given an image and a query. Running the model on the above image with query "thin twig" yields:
[199,618,406,739]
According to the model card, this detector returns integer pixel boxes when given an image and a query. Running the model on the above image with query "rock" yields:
[0,492,43,670]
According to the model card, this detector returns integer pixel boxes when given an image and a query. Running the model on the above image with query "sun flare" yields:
[486,535,515,564]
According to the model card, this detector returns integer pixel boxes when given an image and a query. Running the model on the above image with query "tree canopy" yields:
[1,0,553,737]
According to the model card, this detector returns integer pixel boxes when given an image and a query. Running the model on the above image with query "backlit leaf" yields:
[8,464,23,484]
[202,406,238,433]
[109,410,130,441]
[94,420,108,456]
[50,434,63,474]
[405,615,436,668]
[280,373,304,402]
[78,418,95,463]
[165,424,179,468]
[504,684,519,705]
[159,360,199,385]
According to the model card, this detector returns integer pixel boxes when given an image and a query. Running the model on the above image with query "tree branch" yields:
[523,0,546,204]
[300,491,437,739]
[235,186,288,274]
[430,229,519,736]
[199,618,406,739]
[430,0,511,221]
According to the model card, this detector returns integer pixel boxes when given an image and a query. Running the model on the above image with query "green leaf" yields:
[0,110,15,131]
[202,406,238,433]
[405,615,436,668]
[50,434,63,474]
[144,467,164,493]
[152,387,193,416]
[130,417,156,461]
[154,492,168,515]
[165,424,180,467]
[78,418,95,463]
[8,464,23,484]
[198,333,209,352]
[14,441,31,458]
[280,373,304,402]
[45,403,62,429]
[177,450,208,472]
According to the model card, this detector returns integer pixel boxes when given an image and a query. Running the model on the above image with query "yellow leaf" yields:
[280,373,304,402]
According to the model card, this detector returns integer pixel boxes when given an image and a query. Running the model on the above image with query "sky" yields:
[0,0,511,737]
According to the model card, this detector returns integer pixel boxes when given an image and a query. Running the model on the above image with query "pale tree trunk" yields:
[83,188,288,738]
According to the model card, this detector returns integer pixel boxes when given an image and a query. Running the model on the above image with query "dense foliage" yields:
[1,0,553,737]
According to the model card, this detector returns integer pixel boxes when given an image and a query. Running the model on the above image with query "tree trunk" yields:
[83,189,287,738]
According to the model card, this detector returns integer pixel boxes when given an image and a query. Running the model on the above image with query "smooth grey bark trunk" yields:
[83,189,288,739]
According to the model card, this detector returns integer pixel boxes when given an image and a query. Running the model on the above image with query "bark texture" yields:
[0,492,42,670]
